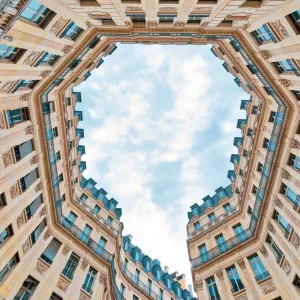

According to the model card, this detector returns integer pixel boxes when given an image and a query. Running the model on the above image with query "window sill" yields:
[232,288,246,296]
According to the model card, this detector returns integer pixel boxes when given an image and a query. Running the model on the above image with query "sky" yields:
[75,43,247,288]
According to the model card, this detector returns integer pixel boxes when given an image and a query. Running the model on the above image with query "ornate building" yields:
[0,0,299,300]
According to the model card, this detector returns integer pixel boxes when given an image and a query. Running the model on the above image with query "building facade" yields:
[0,0,300,300]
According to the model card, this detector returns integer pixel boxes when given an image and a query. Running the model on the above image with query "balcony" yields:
[255,271,270,282]
[188,205,239,239]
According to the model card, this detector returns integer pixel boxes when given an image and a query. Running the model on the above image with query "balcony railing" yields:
[188,205,239,239]
[255,271,270,282]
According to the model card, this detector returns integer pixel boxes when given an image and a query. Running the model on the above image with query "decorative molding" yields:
[195,280,203,290]
[1,81,16,93]
[51,17,68,35]
[99,271,107,285]
[159,7,177,13]
[267,223,275,234]
[22,239,31,255]
[61,45,73,54]
[10,182,20,199]
[216,269,224,280]
[260,245,268,257]
[261,280,276,294]
[62,245,71,255]
[39,207,46,217]
[81,259,88,270]
[260,50,271,60]
[237,258,246,269]
[57,277,69,292]
[36,260,49,275]
[2,150,13,167]
[192,7,212,14]
[290,139,300,149]
[17,213,25,229]
[79,293,90,300]
[280,79,291,88]
[35,182,43,192]
[0,112,6,129]
[281,169,291,180]
[30,154,39,165]
[23,51,39,65]
[282,259,291,275]
[20,93,30,101]
[235,293,248,300]
[174,22,185,28]
[274,198,283,209]
[272,20,290,40]
[40,70,51,78]
[25,125,34,135]
[126,7,144,12]
[291,232,300,250]
[43,229,51,240]
[147,21,158,28]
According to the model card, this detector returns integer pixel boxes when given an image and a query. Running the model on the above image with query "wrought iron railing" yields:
[255,271,270,282]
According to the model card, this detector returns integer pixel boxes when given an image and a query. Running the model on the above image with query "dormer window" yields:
[135,251,139,261]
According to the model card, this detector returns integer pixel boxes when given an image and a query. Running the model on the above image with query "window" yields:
[12,80,38,93]
[0,192,7,207]
[252,185,257,194]
[288,9,300,34]
[25,195,43,220]
[99,237,107,249]
[50,293,63,300]
[0,225,13,246]
[226,265,244,293]
[30,219,46,245]
[20,168,39,193]
[120,283,125,297]
[61,194,65,202]
[0,44,23,62]
[35,52,59,66]
[7,108,29,127]
[289,154,300,170]
[58,173,64,183]
[67,212,77,223]
[94,205,100,214]
[294,90,300,100]
[133,295,139,300]
[49,101,55,113]
[251,105,258,114]
[257,162,263,172]
[293,274,300,291]
[20,0,54,27]
[147,279,152,295]
[194,221,200,231]
[14,276,39,300]
[273,60,295,73]
[159,289,163,300]
[206,276,220,300]
[62,253,79,280]
[107,216,113,225]
[40,238,61,264]
[247,206,253,215]
[123,258,128,272]
[81,225,92,243]
[252,26,273,44]
[273,210,290,235]
[135,269,140,284]
[80,193,88,202]
[233,223,247,242]
[239,169,244,176]
[199,243,209,263]
[70,140,75,149]
[216,234,227,253]
[72,159,76,166]
[263,138,269,149]
[243,150,249,157]
[208,213,216,221]
[269,111,276,123]
[247,128,253,137]
[67,119,73,129]
[52,127,58,137]
[82,267,97,294]
[0,253,19,283]
[223,203,232,213]
[55,151,61,161]
[266,235,283,262]
[60,22,83,40]
[281,183,299,205]
[248,254,269,281]
[65,97,71,106]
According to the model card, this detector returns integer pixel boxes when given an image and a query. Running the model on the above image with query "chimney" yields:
[164,266,169,273]
[188,284,193,294]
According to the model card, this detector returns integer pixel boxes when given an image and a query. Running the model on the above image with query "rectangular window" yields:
[266,235,283,263]
[55,151,61,161]
[194,221,200,231]
[99,237,107,249]
[0,44,23,62]
[252,26,275,44]
[107,216,113,225]
[147,279,152,295]
[35,52,59,66]
[233,223,247,242]
[62,252,80,280]
[226,265,244,293]
[223,203,232,213]
[251,106,258,114]
[215,234,227,253]
[257,162,263,172]
[289,154,300,170]
[252,185,257,194]
[269,111,276,123]
[60,21,83,41]
[263,138,269,149]
[25,195,43,220]
[52,127,58,137]
[30,219,46,245]
[199,244,208,263]
[135,269,140,284]
[80,193,88,202]
[248,254,269,281]
[12,80,38,93]
[247,128,253,137]
[72,159,76,166]
[14,139,34,162]
[82,267,97,294]
[206,276,220,299]
[14,275,39,300]
[20,168,39,193]
[81,225,92,243]
[0,192,7,207]
[0,225,13,246]
[293,274,300,291]
[7,108,30,127]
[273,210,290,235]
[20,0,55,28]
[40,238,61,264]
[120,283,125,297]
[49,101,55,113]
[273,60,295,73]
[50,293,63,300]
[0,253,19,283]
[208,213,216,221]
[58,173,64,183]
[67,212,77,224]
[94,205,100,214]
[281,183,299,205]
[133,295,139,300]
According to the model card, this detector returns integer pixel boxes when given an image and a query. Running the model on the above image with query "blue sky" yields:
[76,43,247,287]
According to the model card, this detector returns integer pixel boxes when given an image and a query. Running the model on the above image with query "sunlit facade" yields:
[0,0,300,299]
